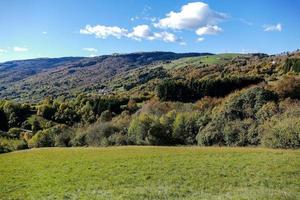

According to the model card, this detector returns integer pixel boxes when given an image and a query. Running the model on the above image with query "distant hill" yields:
[0,52,212,101]
[0,57,84,85]
[1,51,299,102]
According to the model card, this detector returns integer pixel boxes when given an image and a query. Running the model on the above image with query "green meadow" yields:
[1,147,299,200]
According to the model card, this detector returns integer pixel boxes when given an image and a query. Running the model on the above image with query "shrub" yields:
[28,125,68,148]
[85,122,117,146]
[108,133,128,145]
[71,129,87,146]
[224,87,278,120]
[54,127,75,147]
[8,128,23,139]
[197,117,225,146]
[261,116,300,148]
[172,112,200,144]
[271,75,300,99]
[100,110,112,122]
[0,138,27,153]
[28,130,55,148]
[256,102,279,122]
[283,58,300,73]
[128,114,171,145]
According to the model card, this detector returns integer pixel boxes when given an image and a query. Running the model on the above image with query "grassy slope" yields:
[163,54,242,69]
[0,147,299,200]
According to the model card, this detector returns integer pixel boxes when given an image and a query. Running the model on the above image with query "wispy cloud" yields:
[13,47,28,52]
[239,18,253,26]
[263,23,282,32]
[197,37,205,42]
[42,31,47,34]
[0,48,7,53]
[83,48,98,52]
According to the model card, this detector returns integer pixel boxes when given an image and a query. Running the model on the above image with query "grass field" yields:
[1,147,299,200]
[164,53,242,69]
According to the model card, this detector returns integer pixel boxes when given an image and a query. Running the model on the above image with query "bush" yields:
[54,127,75,147]
[108,133,128,145]
[256,102,279,122]
[0,137,28,153]
[28,125,68,148]
[8,128,23,139]
[172,112,200,145]
[224,87,278,120]
[128,114,171,145]
[197,87,278,146]
[197,117,225,146]
[283,58,300,73]
[28,130,55,148]
[271,75,300,99]
[261,116,300,148]
[85,122,117,146]
[71,129,87,146]
[100,110,112,122]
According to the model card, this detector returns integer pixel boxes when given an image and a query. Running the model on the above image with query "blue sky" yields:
[0,0,299,62]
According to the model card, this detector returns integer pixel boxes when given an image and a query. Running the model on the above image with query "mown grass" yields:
[0,147,299,200]
[164,53,242,69]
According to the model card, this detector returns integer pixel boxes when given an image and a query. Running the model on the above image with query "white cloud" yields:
[13,47,28,52]
[128,25,153,40]
[196,25,222,36]
[197,37,205,42]
[42,31,47,34]
[80,25,128,39]
[179,41,187,46]
[154,2,226,30]
[0,48,7,53]
[263,23,282,32]
[89,54,97,57]
[239,18,253,26]
[153,31,178,42]
[83,48,98,52]
[128,25,179,42]
[81,24,179,43]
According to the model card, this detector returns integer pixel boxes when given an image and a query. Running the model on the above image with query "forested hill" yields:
[0,52,212,101]
[1,50,300,153]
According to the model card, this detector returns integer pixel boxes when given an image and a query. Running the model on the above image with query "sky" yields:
[0,0,299,62]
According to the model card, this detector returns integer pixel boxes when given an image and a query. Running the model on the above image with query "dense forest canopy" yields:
[1,51,300,153]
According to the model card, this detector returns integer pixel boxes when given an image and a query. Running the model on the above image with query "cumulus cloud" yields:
[154,2,226,30]
[263,23,282,32]
[80,25,128,39]
[13,47,28,52]
[128,25,179,42]
[83,48,98,52]
[81,24,179,43]
[197,37,205,42]
[196,25,222,36]
[0,48,7,53]
[80,2,225,44]
[153,31,178,42]
[128,25,154,40]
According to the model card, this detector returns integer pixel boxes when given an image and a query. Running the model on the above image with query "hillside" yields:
[0,52,212,101]
[1,50,300,154]
[1,51,297,102]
